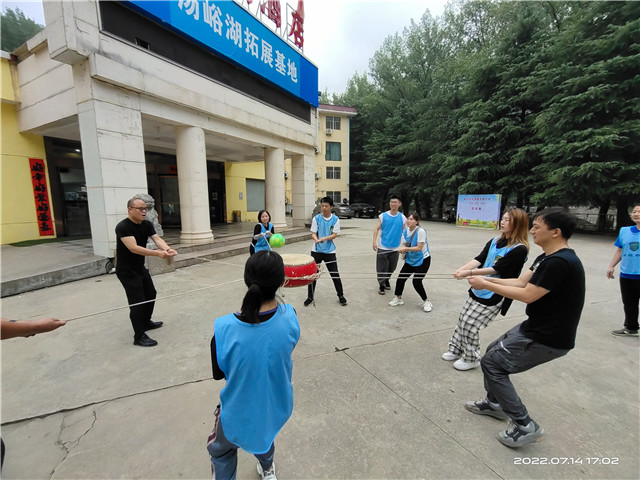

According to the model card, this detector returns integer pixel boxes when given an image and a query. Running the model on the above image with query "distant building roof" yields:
[318,104,357,116]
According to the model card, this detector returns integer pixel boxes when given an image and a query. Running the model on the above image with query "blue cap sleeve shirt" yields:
[615,226,640,279]
[214,304,300,454]
[253,222,274,252]
[379,211,407,250]
[472,236,525,300]
[311,214,340,253]
[402,226,429,266]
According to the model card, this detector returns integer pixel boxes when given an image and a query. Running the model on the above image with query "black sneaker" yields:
[497,419,544,447]
[464,398,508,420]
[378,287,385,295]
[133,333,158,347]
[304,298,314,307]
[611,328,639,337]
[339,296,347,305]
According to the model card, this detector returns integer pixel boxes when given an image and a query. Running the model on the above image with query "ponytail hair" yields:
[240,250,285,323]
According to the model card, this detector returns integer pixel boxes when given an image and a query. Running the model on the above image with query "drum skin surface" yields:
[281,253,317,287]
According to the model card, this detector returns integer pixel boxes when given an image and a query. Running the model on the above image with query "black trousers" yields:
[116,268,157,339]
[394,256,431,300]
[308,251,343,298]
[620,277,640,331]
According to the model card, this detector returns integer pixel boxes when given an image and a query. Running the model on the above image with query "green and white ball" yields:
[269,233,285,248]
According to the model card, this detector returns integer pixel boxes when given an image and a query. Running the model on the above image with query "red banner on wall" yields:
[29,158,55,236]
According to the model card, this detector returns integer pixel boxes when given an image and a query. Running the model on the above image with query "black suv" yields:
[349,203,377,218]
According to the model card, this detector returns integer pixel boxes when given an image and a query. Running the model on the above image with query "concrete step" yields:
[172,227,310,254]
[173,231,312,269]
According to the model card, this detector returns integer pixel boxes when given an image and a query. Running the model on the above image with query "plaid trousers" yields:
[447,296,502,362]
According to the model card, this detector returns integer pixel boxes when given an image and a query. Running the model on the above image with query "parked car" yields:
[350,203,378,218]
[332,203,353,219]
[311,202,353,219]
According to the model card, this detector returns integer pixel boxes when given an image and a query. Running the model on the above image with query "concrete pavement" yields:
[1,219,638,479]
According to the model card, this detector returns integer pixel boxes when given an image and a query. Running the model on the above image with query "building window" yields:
[326,166,341,179]
[326,116,341,130]
[246,178,265,211]
[325,142,341,161]
[326,191,342,204]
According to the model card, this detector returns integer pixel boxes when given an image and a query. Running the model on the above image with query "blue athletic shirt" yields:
[379,211,406,250]
[472,237,524,299]
[402,226,430,267]
[253,222,274,252]
[214,304,300,453]
[615,226,640,279]
[311,213,340,253]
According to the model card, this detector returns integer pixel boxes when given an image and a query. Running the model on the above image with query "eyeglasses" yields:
[130,207,148,212]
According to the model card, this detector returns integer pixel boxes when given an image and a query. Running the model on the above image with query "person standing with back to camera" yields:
[207,251,300,480]
[607,203,640,337]
[250,210,274,255]
[443,207,530,371]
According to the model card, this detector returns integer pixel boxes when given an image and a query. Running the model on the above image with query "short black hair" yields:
[534,207,577,239]
[320,196,334,206]
[390,195,400,201]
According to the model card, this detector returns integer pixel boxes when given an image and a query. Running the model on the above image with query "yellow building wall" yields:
[1,57,56,243]
[316,112,350,202]
[224,161,265,223]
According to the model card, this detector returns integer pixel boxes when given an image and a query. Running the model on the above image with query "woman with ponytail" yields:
[207,251,300,480]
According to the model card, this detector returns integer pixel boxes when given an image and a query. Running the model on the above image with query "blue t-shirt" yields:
[253,222,273,252]
[379,211,406,250]
[311,214,340,253]
[214,304,300,453]
[472,237,524,299]
[615,225,640,278]
[403,226,429,267]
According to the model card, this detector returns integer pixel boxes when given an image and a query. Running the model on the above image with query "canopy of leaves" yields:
[325,1,639,225]
[1,7,43,52]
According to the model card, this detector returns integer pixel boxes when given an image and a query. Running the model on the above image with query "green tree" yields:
[532,1,640,229]
[1,7,43,52]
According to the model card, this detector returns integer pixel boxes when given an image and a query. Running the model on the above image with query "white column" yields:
[175,126,214,244]
[264,147,287,229]
[77,99,146,258]
[291,152,316,227]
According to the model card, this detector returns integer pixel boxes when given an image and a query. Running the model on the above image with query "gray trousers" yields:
[376,250,399,288]
[481,324,570,422]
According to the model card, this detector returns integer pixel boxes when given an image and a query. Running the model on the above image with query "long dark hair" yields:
[240,250,285,323]
[257,209,271,227]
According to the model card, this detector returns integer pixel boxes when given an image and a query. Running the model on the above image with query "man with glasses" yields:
[115,197,177,347]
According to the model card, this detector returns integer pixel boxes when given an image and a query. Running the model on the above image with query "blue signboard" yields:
[124,0,318,107]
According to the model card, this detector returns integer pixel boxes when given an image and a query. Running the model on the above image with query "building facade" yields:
[2,0,319,257]
[284,103,356,209]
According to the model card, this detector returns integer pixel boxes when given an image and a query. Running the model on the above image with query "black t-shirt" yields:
[115,218,156,272]
[520,248,585,349]
[470,238,528,306]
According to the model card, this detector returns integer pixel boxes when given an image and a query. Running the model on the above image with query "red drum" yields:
[281,253,317,288]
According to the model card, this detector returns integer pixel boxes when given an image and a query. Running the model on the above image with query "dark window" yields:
[326,166,341,179]
[325,142,341,161]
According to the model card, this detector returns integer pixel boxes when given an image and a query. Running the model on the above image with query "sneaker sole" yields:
[611,331,639,336]
[441,354,460,361]
[464,403,508,420]
[497,428,545,448]
[453,362,480,371]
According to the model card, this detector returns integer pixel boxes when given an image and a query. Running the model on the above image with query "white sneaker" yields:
[388,296,404,307]
[453,358,480,371]
[441,351,460,361]
[257,462,277,480]
[422,300,433,312]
